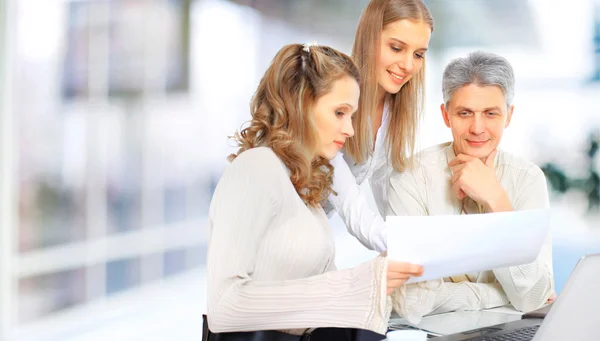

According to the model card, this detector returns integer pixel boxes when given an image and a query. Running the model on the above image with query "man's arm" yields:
[492,166,554,312]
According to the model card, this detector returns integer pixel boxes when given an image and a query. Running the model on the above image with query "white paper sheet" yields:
[386,209,551,284]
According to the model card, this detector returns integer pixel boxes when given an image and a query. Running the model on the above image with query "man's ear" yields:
[505,105,514,128]
[441,103,451,128]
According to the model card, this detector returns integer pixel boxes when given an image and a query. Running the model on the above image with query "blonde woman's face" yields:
[312,76,359,160]
[377,19,431,95]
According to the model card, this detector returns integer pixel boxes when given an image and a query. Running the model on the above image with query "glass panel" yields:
[163,248,187,277]
[18,268,86,324]
[106,113,142,234]
[186,244,207,269]
[105,257,141,295]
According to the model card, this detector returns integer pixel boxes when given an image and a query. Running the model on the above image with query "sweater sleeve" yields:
[207,148,391,334]
[429,282,510,314]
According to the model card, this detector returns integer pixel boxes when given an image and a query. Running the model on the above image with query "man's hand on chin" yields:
[449,149,513,212]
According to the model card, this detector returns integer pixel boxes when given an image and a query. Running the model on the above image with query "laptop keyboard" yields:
[472,325,540,341]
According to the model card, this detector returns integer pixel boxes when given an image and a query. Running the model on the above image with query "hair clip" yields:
[303,41,319,53]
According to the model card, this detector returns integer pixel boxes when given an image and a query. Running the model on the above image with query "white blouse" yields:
[327,101,391,252]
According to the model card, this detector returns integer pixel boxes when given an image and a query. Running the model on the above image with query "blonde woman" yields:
[328,0,433,254]
[205,43,423,341]
[323,0,435,324]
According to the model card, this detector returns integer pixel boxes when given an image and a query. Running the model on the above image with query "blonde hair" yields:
[348,0,433,171]
[229,44,360,207]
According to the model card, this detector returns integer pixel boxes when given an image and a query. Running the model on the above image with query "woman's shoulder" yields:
[210,147,291,216]
[233,146,281,164]
[228,147,289,181]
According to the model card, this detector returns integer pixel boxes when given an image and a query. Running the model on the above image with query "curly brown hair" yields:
[229,44,360,207]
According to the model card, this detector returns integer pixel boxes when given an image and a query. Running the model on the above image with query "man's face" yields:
[441,84,514,159]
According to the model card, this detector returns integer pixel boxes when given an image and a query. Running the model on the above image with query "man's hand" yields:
[448,150,512,212]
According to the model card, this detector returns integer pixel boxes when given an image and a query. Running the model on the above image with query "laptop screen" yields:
[533,254,600,341]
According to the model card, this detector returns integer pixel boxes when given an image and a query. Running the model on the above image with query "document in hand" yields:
[386,209,551,284]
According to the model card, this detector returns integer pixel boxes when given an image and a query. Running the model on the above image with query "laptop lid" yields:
[533,253,600,341]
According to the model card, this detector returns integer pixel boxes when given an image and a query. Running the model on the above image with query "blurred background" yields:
[0,0,599,340]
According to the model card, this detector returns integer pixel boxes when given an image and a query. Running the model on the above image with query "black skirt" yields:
[202,315,385,341]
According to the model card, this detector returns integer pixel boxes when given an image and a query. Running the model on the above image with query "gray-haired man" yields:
[388,51,555,320]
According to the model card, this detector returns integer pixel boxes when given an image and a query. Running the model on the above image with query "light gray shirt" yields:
[387,142,554,318]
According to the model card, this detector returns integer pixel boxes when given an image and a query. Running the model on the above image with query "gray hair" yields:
[442,51,515,107]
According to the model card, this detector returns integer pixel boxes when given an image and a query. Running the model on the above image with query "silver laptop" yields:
[433,253,600,341]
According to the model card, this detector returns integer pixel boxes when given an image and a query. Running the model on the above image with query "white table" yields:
[388,305,523,338]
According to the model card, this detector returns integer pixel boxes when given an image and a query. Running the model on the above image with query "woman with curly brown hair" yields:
[204,43,423,340]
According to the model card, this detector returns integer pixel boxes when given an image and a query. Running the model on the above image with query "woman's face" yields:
[377,19,431,95]
[312,75,359,160]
